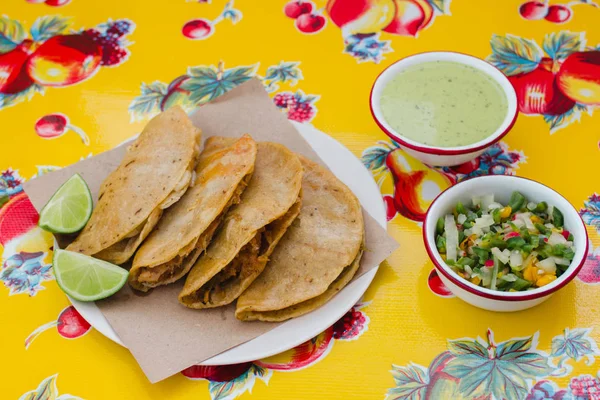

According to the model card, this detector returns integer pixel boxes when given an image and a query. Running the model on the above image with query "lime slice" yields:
[53,249,129,301]
[39,174,92,234]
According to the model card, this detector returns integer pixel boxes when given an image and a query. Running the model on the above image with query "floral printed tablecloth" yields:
[1,0,600,399]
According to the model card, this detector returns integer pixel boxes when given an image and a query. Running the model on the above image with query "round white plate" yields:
[69,122,387,365]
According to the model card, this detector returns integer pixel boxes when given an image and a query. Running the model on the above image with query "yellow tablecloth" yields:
[2,0,600,398]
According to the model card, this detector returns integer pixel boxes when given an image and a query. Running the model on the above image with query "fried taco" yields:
[235,156,365,322]
[179,140,303,308]
[129,134,257,292]
[67,106,201,265]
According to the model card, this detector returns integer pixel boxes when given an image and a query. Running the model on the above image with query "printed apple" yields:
[0,193,39,247]
[26,34,103,87]
[556,51,600,105]
[508,57,575,115]
[0,40,36,95]
[326,0,396,35]
[386,150,429,221]
[383,0,434,37]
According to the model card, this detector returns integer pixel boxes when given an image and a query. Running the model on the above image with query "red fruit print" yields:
[545,4,572,23]
[557,51,600,105]
[508,58,575,115]
[25,0,45,3]
[25,306,91,349]
[386,150,427,222]
[295,13,327,34]
[35,113,90,145]
[383,0,434,37]
[160,75,192,112]
[287,102,315,122]
[427,269,454,298]
[26,34,103,87]
[181,362,252,381]
[0,193,39,246]
[332,307,367,340]
[45,0,72,6]
[284,0,314,18]
[182,19,214,40]
[519,1,549,20]
[273,92,297,109]
[0,40,36,95]
[383,195,396,221]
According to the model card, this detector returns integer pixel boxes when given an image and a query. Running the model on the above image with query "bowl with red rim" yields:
[370,51,519,167]
[423,175,588,312]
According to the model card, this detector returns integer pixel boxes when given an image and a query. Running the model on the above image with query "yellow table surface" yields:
[2,0,600,398]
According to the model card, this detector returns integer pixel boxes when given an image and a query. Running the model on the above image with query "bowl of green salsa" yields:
[370,52,518,167]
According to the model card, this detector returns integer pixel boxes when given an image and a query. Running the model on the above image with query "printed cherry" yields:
[25,0,45,3]
[35,113,90,145]
[25,306,91,349]
[182,19,214,40]
[383,195,396,221]
[0,39,36,95]
[519,1,549,20]
[545,4,572,23]
[284,0,314,18]
[45,0,72,6]
[295,13,327,34]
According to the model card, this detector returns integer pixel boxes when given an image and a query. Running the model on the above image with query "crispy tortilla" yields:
[179,141,303,308]
[67,106,201,264]
[235,156,365,322]
[129,134,257,291]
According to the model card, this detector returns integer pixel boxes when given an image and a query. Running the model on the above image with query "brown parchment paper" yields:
[23,78,399,383]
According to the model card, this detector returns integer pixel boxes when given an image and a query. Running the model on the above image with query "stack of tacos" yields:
[67,108,366,322]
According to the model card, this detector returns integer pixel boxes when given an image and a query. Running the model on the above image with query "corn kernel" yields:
[536,275,557,287]
[530,215,542,224]
[471,276,481,285]
[500,206,512,219]
[509,289,518,292]
[497,272,504,278]
[441,254,446,261]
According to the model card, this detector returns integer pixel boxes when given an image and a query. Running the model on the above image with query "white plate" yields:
[68,122,387,365]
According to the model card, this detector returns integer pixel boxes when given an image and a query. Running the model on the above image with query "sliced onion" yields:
[501,273,518,282]
[552,257,571,266]
[491,247,509,264]
[548,232,568,246]
[488,202,503,210]
[472,196,482,207]
[474,215,494,228]
[457,214,467,224]
[527,202,537,211]
[537,257,556,274]
[445,214,458,262]
[481,194,495,210]
[509,251,523,268]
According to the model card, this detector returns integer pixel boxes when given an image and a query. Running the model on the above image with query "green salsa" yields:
[379,61,508,148]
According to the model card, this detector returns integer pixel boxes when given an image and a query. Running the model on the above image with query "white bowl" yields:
[370,51,518,167]
[423,175,589,312]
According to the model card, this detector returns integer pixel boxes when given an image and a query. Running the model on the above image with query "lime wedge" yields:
[39,174,92,234]
[53,249,129,301]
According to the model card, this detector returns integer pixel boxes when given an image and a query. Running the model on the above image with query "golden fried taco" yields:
[179,140,303,308]
[67,106,201,265]
[129,134,257,292]
[235,156,365,322]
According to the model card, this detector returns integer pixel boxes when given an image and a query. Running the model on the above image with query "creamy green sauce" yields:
[380,61,508,148]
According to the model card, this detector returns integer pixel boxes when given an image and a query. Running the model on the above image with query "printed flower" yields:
[263,61,303,92]
[580,193,600,234]
[0,168,24,207]
[19,374,82,400]
[1,251,52,296]
[343,33,392,64]
[577,242,600,284]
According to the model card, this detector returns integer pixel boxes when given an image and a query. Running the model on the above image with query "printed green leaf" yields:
[495,336,532,356]
[264,61,303,86]
[542,31,584,61]
[361,146,389,171]
[448,339,489,357]
[183,64,258,105]
[387,363,429,400]
[30,15,70,43]
[128,81,168,122]
[487,34,543,76]
[551,328,600,362]
[0,16,27,53]
[19,374,58,400]
[0,83,43,110]
[426,0,450,14]
[209,365,272,400]
[543,104,583,134]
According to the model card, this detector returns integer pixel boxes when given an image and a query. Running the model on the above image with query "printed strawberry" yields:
[287,102,315,122]
[273,92,297,109]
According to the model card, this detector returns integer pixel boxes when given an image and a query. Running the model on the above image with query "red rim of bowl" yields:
[369,51,519,156]
[423,175,589,301]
